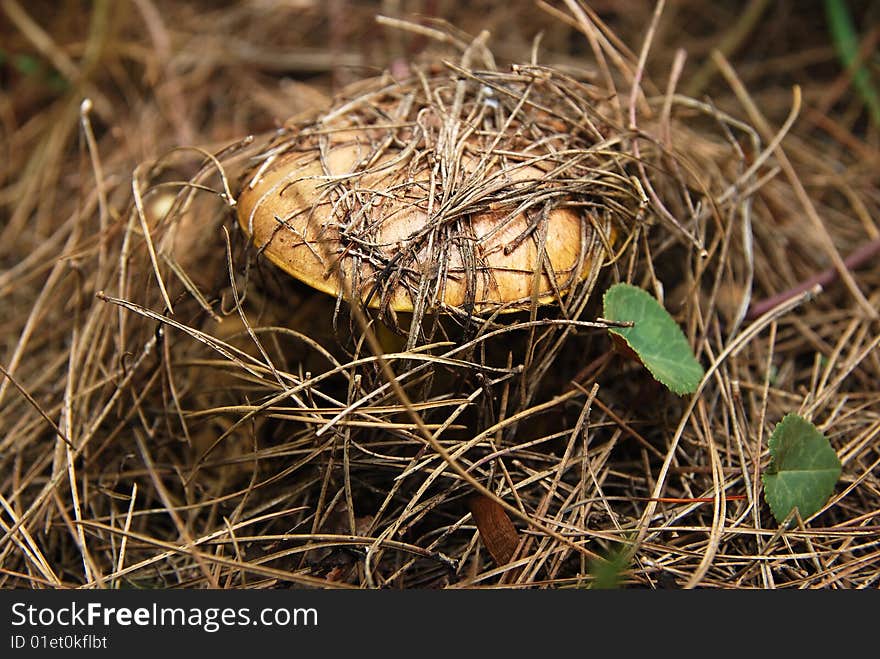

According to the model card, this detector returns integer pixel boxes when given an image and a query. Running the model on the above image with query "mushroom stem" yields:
[373,315,408,354]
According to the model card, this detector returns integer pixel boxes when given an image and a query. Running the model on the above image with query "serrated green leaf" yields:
[762,413,842,525]
[602,283,704,395]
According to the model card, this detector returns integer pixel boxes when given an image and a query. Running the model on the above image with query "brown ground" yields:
[1,1,879,589]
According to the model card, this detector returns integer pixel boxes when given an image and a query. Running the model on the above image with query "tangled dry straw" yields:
[2,3,879,589]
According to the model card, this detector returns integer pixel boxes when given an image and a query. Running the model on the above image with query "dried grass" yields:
[1,0,878,589]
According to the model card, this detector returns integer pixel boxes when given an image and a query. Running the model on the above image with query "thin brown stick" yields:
[747,237,880,320]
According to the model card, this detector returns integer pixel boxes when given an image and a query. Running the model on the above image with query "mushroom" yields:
[235,62,626,566]
[235,70,619,335]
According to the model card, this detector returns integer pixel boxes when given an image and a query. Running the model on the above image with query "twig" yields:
[746,237,880,320]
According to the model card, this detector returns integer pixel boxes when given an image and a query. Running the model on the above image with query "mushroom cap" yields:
[237,79,616,315]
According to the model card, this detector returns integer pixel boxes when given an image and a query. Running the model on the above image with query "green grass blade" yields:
[825,0,880,127]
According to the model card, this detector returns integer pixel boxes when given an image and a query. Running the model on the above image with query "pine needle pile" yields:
[2,1,878,589]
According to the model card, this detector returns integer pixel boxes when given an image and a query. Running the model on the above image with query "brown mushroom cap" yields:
[237,76,618,315]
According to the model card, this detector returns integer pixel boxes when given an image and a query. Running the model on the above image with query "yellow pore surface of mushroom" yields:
[237,74,617,315]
